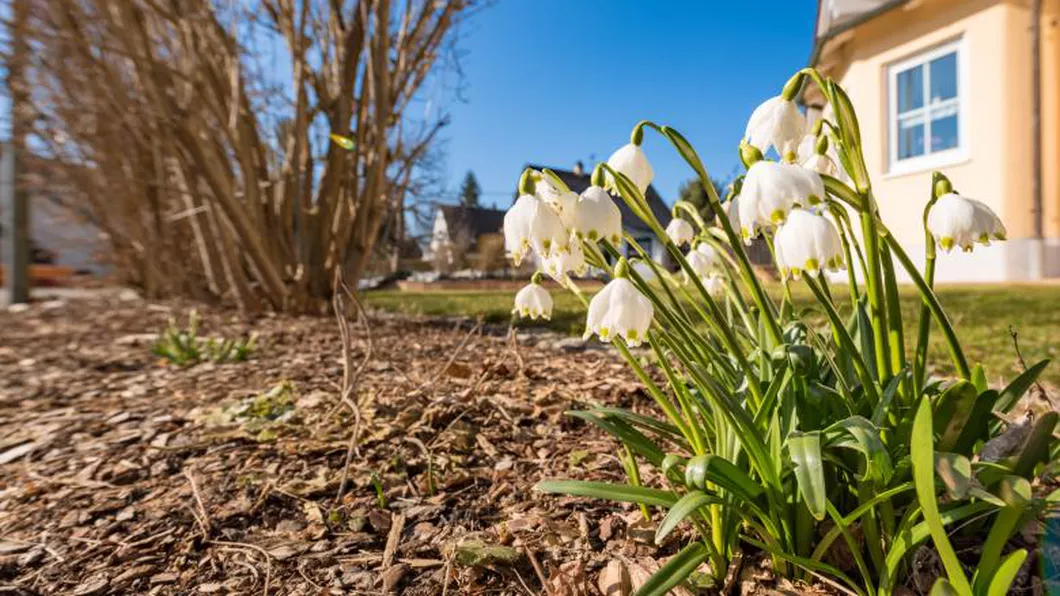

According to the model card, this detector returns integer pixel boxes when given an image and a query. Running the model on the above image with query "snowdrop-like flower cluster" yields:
[584,274,654,347]
[926,193,1007,253]
[773,208,844,279]
[512,280,553,320]
[738,161,825,242]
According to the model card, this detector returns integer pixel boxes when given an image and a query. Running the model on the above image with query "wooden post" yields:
[5,0,30,303]
[1031,0,1044,279]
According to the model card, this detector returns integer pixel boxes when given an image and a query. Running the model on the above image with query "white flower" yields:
[684,243,719,283]
[584,277,654,346]
[504,194,537,266]
[546,190,579,230]
[666,218,695,246]
[606,143,654,196]
[773,208,844,279]
[738,161,825,241]
[796,133,817,162]
[699,274,725,298]
[574,185,622,244]
[927,193,1007,252]
[745,96,806,155]
[802,153,837,177]
[725,196,742,235]
[512,283,553,320]
[542,238,588,280]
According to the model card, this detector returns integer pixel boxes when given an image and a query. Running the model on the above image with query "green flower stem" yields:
[673,200,709,231]
[621,444,652,522]
[881,229,972,380]
[913,174,945,395]
[644,123,784,344]
[764,235,795,316]
[859,199,894,382]
[804,276,880,404]
[880,245,907,380]
[828,203,861,309]
[650,333,708,455]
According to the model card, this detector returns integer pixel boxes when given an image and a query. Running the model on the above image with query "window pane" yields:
[898,117,925,159]
[931,114,958,152]
[929,52,957,103]
[896,65,924,113]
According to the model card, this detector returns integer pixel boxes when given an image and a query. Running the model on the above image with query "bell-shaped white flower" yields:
[573,185,622,244]
[773,208,844,279]
[745,96,806,155]
[666,218,695,246]
[684,242,719,283]
[584,276,654,347]
[504,194,569,266]
[542,237,588,280]
[927,193,1007,252]
[512,282,553,320]
[725,196,742,235]
[699,274,725,298]
[739,161,825,241]
[802,153,837,177]
[606,143,654,196]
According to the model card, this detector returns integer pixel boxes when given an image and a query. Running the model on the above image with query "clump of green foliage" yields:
[152,310,256,365]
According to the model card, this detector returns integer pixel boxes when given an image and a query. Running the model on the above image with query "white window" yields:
[888,39,966,174]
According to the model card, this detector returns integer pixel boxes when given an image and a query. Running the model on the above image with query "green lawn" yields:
[365,284,1060,387]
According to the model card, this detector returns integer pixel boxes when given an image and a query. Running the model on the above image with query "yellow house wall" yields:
[817,0,1060,279]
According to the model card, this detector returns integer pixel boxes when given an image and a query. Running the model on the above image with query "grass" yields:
[365,283,1060,387]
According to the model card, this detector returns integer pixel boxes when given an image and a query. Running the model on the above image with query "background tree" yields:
[459,170,481,208]
[18,0,474,312]
[677,177,727,224]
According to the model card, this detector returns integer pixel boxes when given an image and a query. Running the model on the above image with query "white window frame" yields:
[887,38,968,175]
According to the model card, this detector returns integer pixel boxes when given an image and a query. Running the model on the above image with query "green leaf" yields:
[993,359,1050,417]
[970,364,988,394]
[973,476,1031,594]
[1012,411,1058,479]
[789,432,827,520]
[929,578,959,596]
[824,416,893,484]
[910,399,973,595]
[329,133,355,150]
[744,535,866,596]
[985,549,1027,596]
[633,542,711,596]
[587,407,684,441]
[683,454,764,503]
[534,480,677,508]
[951,390,999,456]
[933,381,978,453]
[567,411,666,467]
[934,452,972,499]
[655,491,724,544]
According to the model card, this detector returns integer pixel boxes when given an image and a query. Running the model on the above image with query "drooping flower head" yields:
[927,193,1007,252]
[699,274,725,298]
[541,238,588,281]
[745,96,806,156]
[773,208,844,279]
[512,279,553,320]
[738,161,824,242]
[503,193,537,266]
[504,171,572,266]
[665,218,695,247]
[684,242,720,284]
[606,143,654,196]
[584,260,654,347]
[574,185,622,245]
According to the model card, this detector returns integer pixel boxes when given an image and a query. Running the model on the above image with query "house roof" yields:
[809,0,908,67]
[438,204,507,241]
[524,164,671,232]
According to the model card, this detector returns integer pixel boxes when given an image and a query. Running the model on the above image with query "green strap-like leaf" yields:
[934,452,972,499]
[587,407,684,441]
[1012,411,1058,479]
[654,490,724,544]
[824,416,893,484]
[993,359,1050,417]
[934,381,978,453]
[633,542,711,596]
[972,476,1031,594]
[985,549,1028,596]
[910,399,973,595]
[929,578,959,596]
[788,432,827,521]
[951,389,999,456]
[534,480,677,508]
[567,411,666,467]
[743,535,865,596]
[683,454,764,503]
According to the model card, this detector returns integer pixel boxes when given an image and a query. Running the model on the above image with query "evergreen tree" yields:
[677,177,726,224]
[459,170,481,208]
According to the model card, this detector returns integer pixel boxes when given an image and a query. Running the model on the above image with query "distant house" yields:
[426,162,673,274]
[806,0,1060,280]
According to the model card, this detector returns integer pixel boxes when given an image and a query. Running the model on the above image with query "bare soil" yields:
[0,295,836,595]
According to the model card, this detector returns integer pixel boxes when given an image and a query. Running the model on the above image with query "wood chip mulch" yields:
[0,295,826,595]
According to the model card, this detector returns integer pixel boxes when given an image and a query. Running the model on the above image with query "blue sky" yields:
[440,0,818,207]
